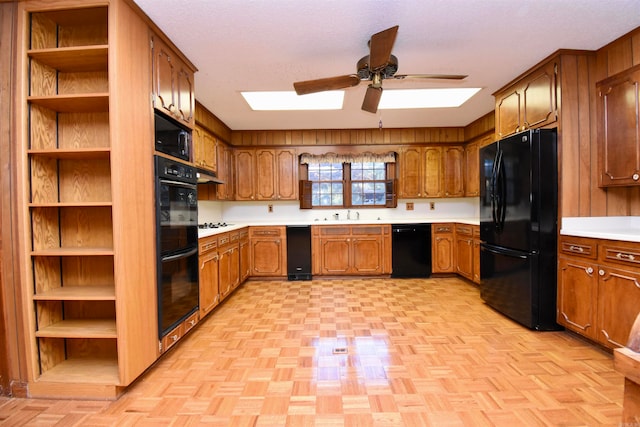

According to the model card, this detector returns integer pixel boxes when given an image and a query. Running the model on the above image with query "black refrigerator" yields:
[479,128,561,330]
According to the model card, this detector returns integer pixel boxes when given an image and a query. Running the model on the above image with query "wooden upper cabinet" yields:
[152,35,195,127]
[236,148,298,201]
[495,60,557,138]
[194,125,217,173]
[464,134,492,197]
[235,149,255,200]
[398,146,423,198]
[443,147,464,197]
[423,147,443,198]
[597,63,640,187]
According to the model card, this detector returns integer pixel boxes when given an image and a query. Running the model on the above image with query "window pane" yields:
[374,192,385,204]
[373,168,386,180]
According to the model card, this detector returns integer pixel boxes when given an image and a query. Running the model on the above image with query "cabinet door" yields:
[318,238,351,274]
[423,147,443,198]
[255,149,276,200]
[229,244,240,290]
[443,146,464,197]
[176,66,194,125]
[464,142,479,197]
[216,143,232,200]
[472,238,481,284]
[399,147,423,198]
[455,236,473,280]
[239,234,250,282]
[496,89,521,138]
[557,257,598,340]
[351,236,383,275]
[522,61,556,130]
[251,238,285,276]
[597,266,640,348]
[597,65,640,187]
[276,149,298,200]
[432,225,455,273]
[152,37,175,118]
[218,244,233,299]
[235,149,255,200]
[201,131,217,173]
[199,251,219,317]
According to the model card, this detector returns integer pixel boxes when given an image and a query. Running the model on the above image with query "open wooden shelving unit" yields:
[17,0,159,399]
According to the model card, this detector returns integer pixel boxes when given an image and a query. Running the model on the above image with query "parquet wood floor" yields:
[0,278,625,426]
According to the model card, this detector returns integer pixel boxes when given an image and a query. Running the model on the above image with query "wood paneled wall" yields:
[230,127,466,147]
[567,27,640,217]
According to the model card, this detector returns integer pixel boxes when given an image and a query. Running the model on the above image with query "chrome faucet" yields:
[334,213,339,220]
[347,210,351,220]
[356,211,360,220]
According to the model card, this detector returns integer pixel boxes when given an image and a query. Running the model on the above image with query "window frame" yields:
[299,160,397,209]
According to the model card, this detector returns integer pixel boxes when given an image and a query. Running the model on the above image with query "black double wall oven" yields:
[154,113,198,339]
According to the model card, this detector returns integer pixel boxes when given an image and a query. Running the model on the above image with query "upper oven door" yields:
[158,179,198,254]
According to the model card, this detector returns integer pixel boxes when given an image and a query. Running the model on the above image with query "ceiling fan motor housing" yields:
[357,54,398,80]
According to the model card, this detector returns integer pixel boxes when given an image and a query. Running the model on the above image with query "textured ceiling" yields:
[133,0,640,131]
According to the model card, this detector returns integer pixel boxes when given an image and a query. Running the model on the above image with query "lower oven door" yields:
[158,247,199,338]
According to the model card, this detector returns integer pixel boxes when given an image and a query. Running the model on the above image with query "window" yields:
[299,152,397,209]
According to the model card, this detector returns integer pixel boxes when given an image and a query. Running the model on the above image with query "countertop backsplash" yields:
[198,198,479,225]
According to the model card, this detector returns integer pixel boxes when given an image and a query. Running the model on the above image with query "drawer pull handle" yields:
[616,252,635,261]
[569,245,584,253]
[171,334,179,342]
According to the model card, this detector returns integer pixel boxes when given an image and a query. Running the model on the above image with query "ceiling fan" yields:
[293,25,467,114]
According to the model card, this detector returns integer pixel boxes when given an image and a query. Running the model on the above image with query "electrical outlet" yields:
[268,204,273,213]
[406,202,414,211]
[430,202,435,210]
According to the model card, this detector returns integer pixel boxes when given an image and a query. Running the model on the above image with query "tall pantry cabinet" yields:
[15,0,176,399]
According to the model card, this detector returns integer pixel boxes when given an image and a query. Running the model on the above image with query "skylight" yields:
[379,88,481,109]
[242,91,344,110]
[241,87,481,111]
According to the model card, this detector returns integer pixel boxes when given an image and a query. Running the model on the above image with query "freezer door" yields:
[480,243,538,329]
[480,132,538,252]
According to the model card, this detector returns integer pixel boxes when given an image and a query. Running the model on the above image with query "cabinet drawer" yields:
[218,233,230,246]
[230,231,240,242]
[559,237,597,259]
[199,236,218,253]
[161,323,183,353]
[433,223,453,234]
[250,227,284,237]
[601,243,640,268]
[455,224,473,236]
[318,226,351,236]
[352,225,385,236]
[472,226,480,238]
[183,311,199,334]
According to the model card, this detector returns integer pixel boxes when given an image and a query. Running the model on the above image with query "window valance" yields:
[299,151,396,165]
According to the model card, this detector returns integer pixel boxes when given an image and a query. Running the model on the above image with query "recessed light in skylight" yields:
[242,91,344,110]
[379,88,481,109]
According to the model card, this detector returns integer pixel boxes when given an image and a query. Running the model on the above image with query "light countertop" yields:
[198,217,479,238]
[561,216,640,243]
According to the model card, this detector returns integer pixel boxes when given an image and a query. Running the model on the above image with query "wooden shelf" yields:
[32,247,114,257]
[36,319,117,339]
[29,202,113,208]
[28,94,109,113]
[36,357,119,385]
[29,46,108,72]
[33,285,115,301]
[28,148,111,159]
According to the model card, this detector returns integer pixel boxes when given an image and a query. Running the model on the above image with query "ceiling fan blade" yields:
[362,85,383,113]
[369,25,398,71]
[393,73,468,80]
[293,74,360,95]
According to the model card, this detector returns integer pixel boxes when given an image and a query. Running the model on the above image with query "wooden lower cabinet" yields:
[558,236,640,349]
[199,235,220,317]
[312,225,391,276]
[218,231,240,300]
[472,226,481,284]
[455,224,473,280]
[249,226,287,277]
[239,228,250,282]
[432,223,455,273]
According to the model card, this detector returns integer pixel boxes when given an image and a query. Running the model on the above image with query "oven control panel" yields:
[155,156,196,184]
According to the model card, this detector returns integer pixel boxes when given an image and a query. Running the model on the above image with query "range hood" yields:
[196,168,225,184]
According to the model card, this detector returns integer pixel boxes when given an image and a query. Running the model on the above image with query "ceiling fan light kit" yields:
[293,25,467,114]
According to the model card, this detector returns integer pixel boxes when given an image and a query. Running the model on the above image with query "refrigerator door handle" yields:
[494,150,505,231]
[481,243,529,259]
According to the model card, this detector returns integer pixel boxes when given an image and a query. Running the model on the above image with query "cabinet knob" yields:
[599,269,605,276]
[586,267,593,274]
[634,173,639,181]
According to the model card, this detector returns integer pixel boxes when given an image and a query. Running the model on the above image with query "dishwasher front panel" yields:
[391,224,432,278]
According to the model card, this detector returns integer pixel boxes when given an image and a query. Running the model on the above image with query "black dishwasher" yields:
[286,225,312,280]
[391,224,432,278]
